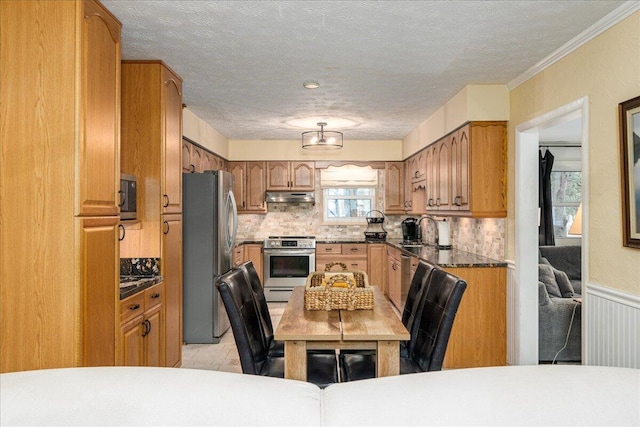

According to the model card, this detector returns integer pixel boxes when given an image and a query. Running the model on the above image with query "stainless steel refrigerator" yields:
[183,170,238,343]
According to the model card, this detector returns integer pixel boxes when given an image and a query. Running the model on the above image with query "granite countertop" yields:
[120,275,164,300]
[235,237,506,268]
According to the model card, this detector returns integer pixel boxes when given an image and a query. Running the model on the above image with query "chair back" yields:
[237,261,274,344]
[402,260,436,332]
[409,268,467,372]
[216,268,269,375]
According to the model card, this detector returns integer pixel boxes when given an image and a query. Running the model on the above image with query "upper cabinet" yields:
[404,151,427,215]
[162,66,183,214]
[230,161,267,213]
[266,161,314,191]
[78,0,122,216]
[182,138,227,174]
[384,162,405,214]
[427,122,506,218]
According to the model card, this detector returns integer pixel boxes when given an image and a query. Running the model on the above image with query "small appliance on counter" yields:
[364,210,387,242]
[401,217,421,243]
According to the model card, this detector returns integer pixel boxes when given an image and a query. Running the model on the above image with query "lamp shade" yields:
[302,122,343,150]
[568,203,582,236]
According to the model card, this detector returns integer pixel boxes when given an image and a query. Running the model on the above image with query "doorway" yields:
[513,97,589,365]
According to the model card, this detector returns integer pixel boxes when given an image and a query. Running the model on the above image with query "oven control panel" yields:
[264,236,316,249]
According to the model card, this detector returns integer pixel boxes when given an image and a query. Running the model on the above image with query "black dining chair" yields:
[400,260,437,356]
[216,267,339,388]
[237,261,284,357]
[340,268,467,381]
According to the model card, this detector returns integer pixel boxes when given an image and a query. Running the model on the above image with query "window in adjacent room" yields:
[320,165,378,224]
[549,146,582,241]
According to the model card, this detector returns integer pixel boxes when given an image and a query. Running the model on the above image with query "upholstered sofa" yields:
[538,245,582,362]
[2,366,639,426]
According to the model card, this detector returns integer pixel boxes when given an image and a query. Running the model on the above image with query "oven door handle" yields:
[263,249,316,255]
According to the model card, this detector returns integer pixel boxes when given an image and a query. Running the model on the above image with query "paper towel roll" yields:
[437,220,451,247]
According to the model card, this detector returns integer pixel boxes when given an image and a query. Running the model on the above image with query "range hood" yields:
[265,191,315,204]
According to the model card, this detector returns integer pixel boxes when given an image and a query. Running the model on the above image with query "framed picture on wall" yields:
[619,95,640,249]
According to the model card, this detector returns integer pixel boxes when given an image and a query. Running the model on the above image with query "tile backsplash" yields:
[237,205,505,260]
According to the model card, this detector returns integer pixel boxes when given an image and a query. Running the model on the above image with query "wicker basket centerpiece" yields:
[304,262,373,311]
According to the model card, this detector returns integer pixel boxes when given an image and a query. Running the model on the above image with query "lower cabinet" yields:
[366,243,386,294]
[442,266,506,368]
[162,214,183,368]
[386,246,402,310]
[233,243,264,284]
[316,243,368,273]
[119,282,165,367]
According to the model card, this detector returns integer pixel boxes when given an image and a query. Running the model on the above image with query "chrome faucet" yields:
[417,215,438,246]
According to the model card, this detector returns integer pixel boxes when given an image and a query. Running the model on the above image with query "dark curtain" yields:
[539,149,555,246]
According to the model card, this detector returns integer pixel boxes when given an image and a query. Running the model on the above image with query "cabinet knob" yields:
[190,164,196,173]
[163,221,170,234]
[129,304,141,311]
[118,224,125,241]
[454,196,462,206]
[163,195,169,207]
[151,293,160,299]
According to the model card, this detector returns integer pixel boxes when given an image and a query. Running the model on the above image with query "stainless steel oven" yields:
[263,236,316,302]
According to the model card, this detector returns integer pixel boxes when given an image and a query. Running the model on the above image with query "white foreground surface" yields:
[1,365,638,426]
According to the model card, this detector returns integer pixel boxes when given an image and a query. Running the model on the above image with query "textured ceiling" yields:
[102,1,624,140]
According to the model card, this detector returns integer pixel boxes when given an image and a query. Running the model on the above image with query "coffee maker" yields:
[401,217,421,242]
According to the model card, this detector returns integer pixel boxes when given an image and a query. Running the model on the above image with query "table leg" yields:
[284,340,307,381]
[376,340,400,377]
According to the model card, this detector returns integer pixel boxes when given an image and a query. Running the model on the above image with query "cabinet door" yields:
[78,0,121,216]
[246,161,267,212]
[229,162,247,211]
[384,162,405,214]
[367,244,386,294]
[425,145,437,209]
[290,161,314,190]
[244,244,264,284]
[80,216,118,367]
[162,214,183,367]
[404,157,413,211]
[436,137,451,210]
[144,305,164,367]
[202,150,213,172]
[192,146,203,173]
[121,316,144,366]
[455,126,470,210]
[386,255,401,308]
[266,161,290,190]
[161,67,182,214]
[182,140,194,173]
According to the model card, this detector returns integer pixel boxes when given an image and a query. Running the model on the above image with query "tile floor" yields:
[181,302,287,373]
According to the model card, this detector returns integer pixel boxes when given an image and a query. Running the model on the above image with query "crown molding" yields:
[507,1,640,90]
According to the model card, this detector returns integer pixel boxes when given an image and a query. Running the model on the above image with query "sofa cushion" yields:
[539,264,562,298]
[539,245,581,281]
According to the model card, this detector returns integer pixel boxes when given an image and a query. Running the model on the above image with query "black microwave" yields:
[120,173,137,220]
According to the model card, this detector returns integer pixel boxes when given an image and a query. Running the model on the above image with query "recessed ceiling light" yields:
[303,80,320,89]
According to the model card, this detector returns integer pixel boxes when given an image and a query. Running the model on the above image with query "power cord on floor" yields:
[552,299,580,364]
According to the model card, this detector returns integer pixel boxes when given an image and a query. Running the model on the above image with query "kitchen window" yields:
[320,165,379,224]
[323,188,376,223]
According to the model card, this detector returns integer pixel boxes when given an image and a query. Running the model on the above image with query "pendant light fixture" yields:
[301,122,343,150]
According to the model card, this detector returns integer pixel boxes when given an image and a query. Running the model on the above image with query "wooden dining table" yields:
[274,286,410,381]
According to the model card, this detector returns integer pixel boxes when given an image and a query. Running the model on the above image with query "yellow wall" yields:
[508,11,640,294]
[229,139,402,161]
[183,107,229,158]
[402,85,509,157]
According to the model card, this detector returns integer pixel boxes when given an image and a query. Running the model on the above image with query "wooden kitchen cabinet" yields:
[266,161,315,191]
[230,161,267,213]
[442,266,506,368]
[162,214,183,368]
[0,0,121,373]
[384,162,405,214]
[183,138,227,173]
[316,243,368,273]
[244,244,264,284]
[367,243,386,294]
[386,246,402,310]
[119,283,165,367]
[427,122,506,217]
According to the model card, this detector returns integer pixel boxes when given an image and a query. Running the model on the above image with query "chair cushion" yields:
[340,352,420,382]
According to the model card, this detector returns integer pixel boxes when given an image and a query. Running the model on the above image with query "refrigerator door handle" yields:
[226,190,238,250]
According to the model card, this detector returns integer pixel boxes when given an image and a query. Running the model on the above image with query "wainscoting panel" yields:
[506,260,517,365]
[585,283,640,368]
